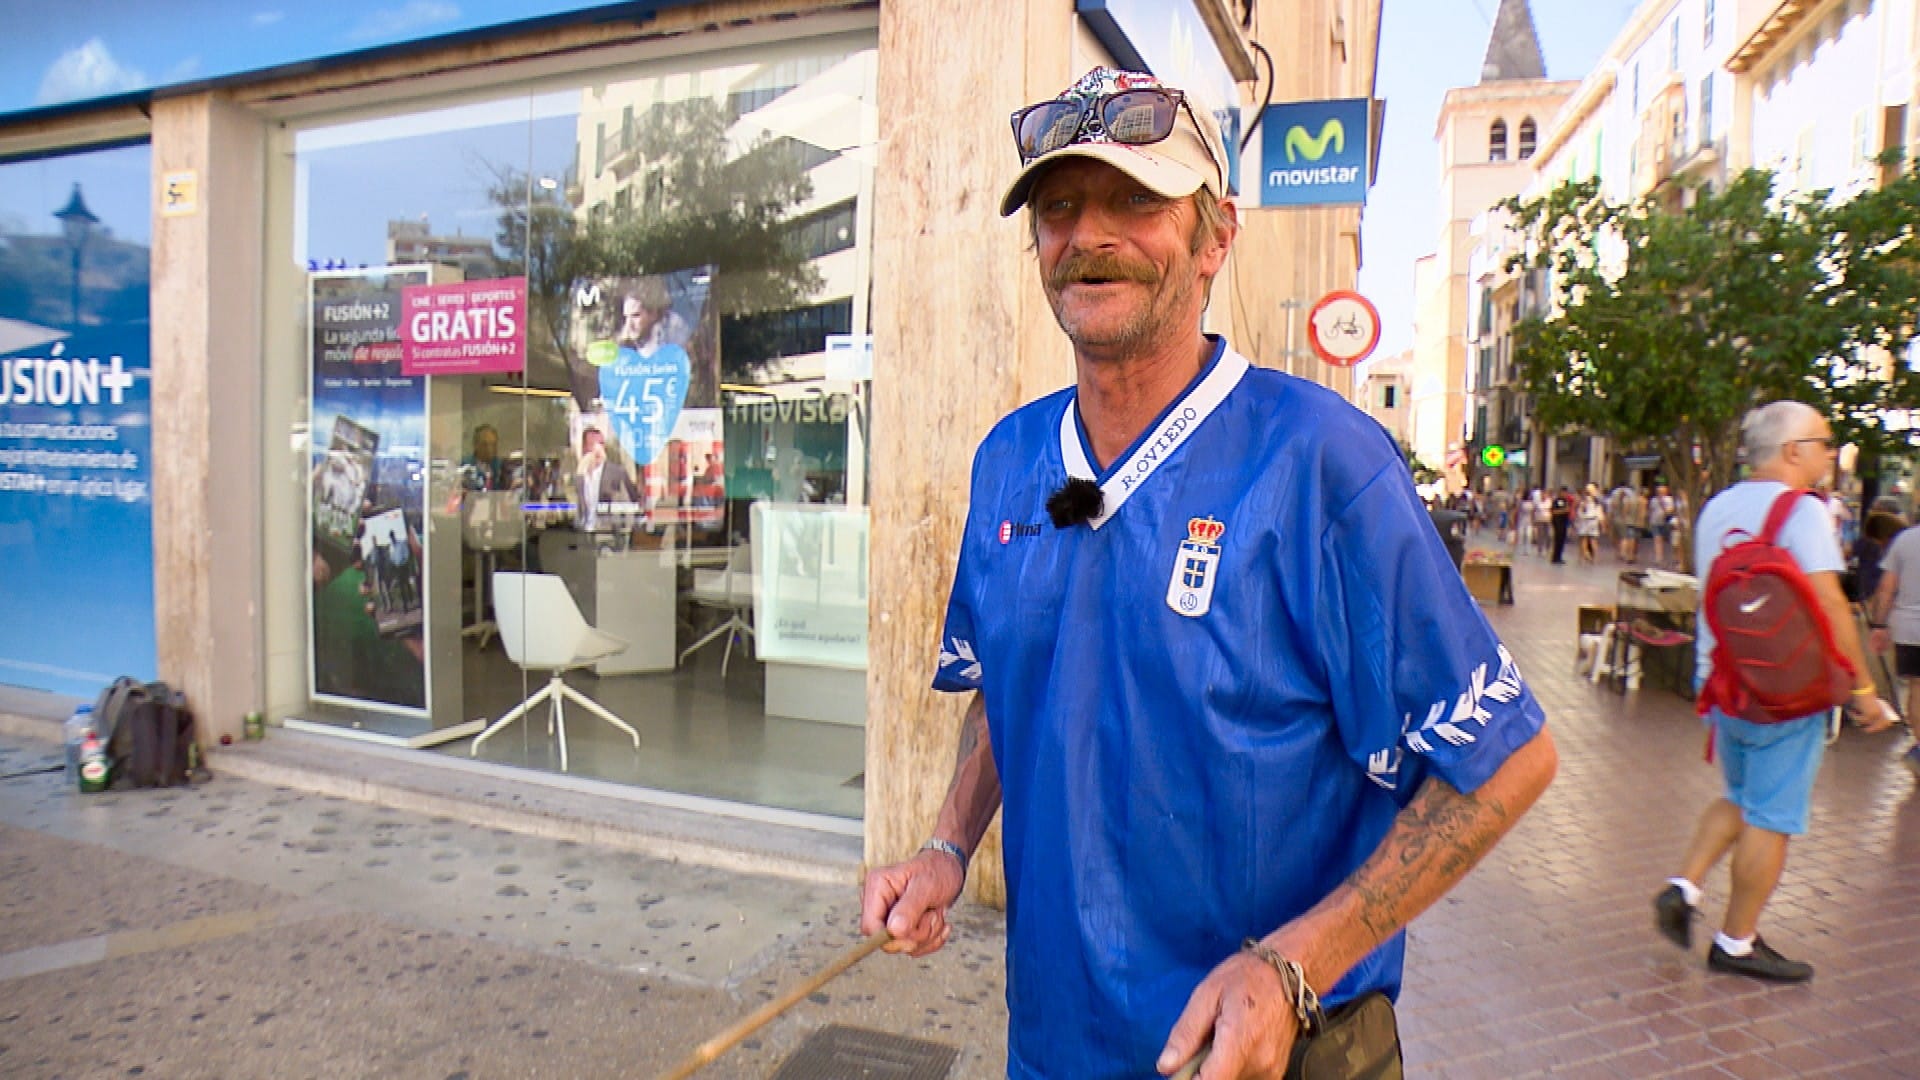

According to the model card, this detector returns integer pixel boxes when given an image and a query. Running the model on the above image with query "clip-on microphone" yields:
[1047,477,1104,528]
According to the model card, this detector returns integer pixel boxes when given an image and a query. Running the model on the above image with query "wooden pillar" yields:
[150,93,266,744]
[865,0,1074,905]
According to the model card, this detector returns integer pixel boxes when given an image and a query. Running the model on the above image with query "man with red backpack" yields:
[1654,402,1899,982]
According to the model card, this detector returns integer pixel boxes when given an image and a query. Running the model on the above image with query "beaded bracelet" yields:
[1241,938,1326,1037]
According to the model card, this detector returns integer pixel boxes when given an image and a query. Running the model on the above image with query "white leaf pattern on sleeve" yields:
[1402,645,1525,758]
[938,636,982,685]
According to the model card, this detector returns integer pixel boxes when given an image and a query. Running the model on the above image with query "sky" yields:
[0,0,681,119]
[1360,0,1644,361]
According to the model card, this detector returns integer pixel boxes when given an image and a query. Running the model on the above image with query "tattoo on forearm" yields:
[954,708,981,772]
[1344,780,1512,942]
[936,696,1001,852]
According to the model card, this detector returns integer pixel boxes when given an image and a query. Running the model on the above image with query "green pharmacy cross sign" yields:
[1480,445,1508,468]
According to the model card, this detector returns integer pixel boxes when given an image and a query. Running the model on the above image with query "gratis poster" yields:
[308,266,431,716]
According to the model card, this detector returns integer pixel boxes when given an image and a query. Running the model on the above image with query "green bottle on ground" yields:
[77,733,110,793]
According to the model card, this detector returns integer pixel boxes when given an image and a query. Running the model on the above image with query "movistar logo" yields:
[1285,119,1345,163]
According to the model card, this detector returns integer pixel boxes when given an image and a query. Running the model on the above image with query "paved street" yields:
[1,545,1917,1078]
[1401,542,1920,1078]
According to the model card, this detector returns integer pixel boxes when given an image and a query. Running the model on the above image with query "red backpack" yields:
[1697,488,1855,723]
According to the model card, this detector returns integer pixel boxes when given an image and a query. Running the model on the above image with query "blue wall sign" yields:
[0,143,155,700]
[1076,0,1243,196]
[1260,98,1373,207]
[0,325,156,699]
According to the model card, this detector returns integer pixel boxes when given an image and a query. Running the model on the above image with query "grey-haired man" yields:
[861,68,1556,1079]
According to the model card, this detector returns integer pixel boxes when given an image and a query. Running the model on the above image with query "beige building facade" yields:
[1359,348,1414,449]
[1463,0,1920,493]
[0,0,1382,900]
[1410,0,1574,485]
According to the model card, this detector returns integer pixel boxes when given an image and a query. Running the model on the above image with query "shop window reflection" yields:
[275,38,877,817]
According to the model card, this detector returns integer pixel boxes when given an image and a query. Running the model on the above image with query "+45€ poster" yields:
[565,267,719,526]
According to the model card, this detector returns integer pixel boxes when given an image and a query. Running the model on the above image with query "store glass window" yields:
[263,31,877,820]
[0,141,155,699]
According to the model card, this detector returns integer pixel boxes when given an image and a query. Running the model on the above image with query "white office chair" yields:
[472,571,640,772]
[461,491,525,648]
[679,541,757,676]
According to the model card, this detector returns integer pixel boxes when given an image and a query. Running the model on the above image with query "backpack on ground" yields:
[91,677,199,788]
[1697,489,1855,724]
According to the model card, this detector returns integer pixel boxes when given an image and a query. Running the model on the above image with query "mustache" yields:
[1048,253,1159,290]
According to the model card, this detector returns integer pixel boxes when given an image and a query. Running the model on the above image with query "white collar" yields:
[1058,345,1250,530]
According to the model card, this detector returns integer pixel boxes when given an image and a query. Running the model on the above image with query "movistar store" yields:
[0,0,1355,875]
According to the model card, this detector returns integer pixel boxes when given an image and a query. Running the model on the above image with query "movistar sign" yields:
[1260,98,1373,207]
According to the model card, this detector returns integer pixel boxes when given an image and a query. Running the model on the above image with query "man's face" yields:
[583,429,604,457]
[621,297,655,341]
[1782,420,1837,486]
[1030,159,1228,359]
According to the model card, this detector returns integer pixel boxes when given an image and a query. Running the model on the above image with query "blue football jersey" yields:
[933,339,1546,1079]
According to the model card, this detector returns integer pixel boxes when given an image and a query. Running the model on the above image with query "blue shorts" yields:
[1710,709,1828,835]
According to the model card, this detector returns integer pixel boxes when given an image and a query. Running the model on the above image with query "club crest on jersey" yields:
[1166,516,1225,617]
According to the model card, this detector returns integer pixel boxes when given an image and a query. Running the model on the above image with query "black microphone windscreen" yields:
[1047,477,1104,528]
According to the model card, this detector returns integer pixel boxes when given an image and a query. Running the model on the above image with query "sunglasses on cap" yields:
[1009,86,1222,179]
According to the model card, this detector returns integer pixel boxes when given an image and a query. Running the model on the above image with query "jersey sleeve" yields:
[1315,464,1547,800]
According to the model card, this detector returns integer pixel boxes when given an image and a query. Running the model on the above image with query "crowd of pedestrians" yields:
[1460,482,1691,568]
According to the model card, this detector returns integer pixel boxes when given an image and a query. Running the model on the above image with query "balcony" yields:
[1667,135,1723,185]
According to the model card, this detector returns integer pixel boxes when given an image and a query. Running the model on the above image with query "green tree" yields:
[1500,166,1920,536]
[1397,437,1440,487]
[487,97,824,392]
[579,98,821,322]
[485,168,585,393]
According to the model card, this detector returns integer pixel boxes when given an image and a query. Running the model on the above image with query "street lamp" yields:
[54,183,99,329]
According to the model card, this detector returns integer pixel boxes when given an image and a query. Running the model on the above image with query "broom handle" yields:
[656,930,891,1080]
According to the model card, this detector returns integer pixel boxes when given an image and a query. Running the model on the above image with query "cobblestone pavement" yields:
[0,543,1916,1078]
[0,744,1008,1079]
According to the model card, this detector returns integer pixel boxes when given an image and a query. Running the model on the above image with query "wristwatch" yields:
[920,837,969,877]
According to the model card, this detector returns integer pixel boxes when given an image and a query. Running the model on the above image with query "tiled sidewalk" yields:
[1398,546,1920,1078]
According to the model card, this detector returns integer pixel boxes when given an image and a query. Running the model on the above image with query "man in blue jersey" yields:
[860,68,1558,1079]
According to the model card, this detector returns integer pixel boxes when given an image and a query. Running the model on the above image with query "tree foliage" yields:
[1500,164,1920,517]
[0,232,149,331]
[487,96,823,386]
[576,98,821,322]
[1397,437,1441,486]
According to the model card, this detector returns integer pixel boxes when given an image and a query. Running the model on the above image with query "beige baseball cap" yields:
[1000,68,1229,218]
